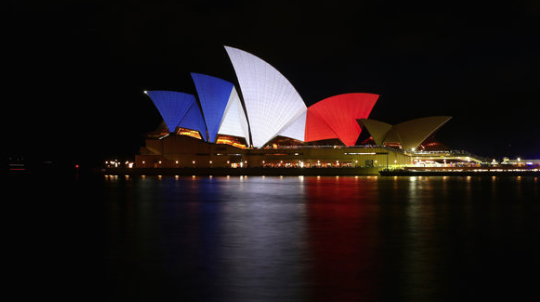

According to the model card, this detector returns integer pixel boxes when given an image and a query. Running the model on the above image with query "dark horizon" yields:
[4,2,539,165]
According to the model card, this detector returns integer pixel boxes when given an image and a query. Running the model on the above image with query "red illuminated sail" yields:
[305,93,379,146]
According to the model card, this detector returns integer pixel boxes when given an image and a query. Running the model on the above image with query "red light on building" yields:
[305,93,379,146]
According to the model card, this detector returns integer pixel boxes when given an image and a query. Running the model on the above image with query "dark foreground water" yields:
[7,173,540,301]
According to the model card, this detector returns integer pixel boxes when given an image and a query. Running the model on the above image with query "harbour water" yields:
[7,172,539,301]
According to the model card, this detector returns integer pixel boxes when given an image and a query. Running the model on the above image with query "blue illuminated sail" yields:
[179,101,208,141]
[145,90,195,133]
[191,73,235,143]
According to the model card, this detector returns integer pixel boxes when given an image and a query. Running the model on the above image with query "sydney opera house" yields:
[135,46,460,171]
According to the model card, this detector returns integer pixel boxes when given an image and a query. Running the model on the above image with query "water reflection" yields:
[103,175,540,302]
[304,177,382,301]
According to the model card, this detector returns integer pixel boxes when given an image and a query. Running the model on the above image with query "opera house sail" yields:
[224,45,307,148]
[191,73,251,146]
[145,90,207,141]
[358,116,452,151]
[305,93,379,146]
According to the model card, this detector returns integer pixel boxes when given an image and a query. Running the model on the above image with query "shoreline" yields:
[94,166,540,177]
[94,167,382,176]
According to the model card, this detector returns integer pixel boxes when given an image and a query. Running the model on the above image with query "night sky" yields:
[4,1,540,166]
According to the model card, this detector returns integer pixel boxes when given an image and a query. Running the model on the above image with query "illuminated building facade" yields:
[136,46,456,170]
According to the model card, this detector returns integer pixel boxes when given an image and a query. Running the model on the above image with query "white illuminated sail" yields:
[225,46,307,148]
[277,111,307,142]
[217,87,251,147]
